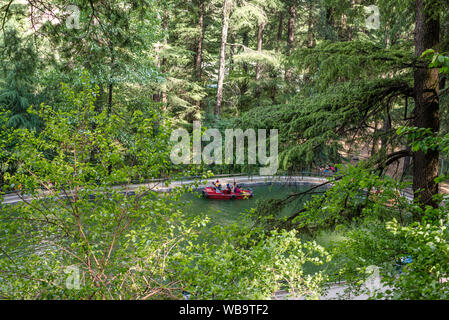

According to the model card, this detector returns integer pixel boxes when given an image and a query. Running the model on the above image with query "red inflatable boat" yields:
[202,187,253,200]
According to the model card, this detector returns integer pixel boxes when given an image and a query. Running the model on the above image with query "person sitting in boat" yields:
[226,184,232,194]
[213,180,222,189]
[234,186,241,194]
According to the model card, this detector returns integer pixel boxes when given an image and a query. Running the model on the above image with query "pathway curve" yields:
[1,175,330,206]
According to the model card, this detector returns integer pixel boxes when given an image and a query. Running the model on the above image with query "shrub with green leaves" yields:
[0,74,331,300]
[0,72,206,299]
[178,227,331,300]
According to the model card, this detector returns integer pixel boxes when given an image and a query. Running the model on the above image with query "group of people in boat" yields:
[319,165,338,175]
[212,180,241,194]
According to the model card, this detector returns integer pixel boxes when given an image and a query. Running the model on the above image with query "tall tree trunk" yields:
[287,5,295,50]
[108,83,113,115]
[381,110,391,150]
[195,0,205,110]
[324,7,334,41]
[242,32,249,75]
[153,9,169,103]
[345,0,356,41]
[216,0,231,116]
[229,30,235,73]
[95,84,104,113]
[285,4,296,82]
[196,0,205,81]
[255,22,266,81]
[255,21,266,101]
[240,32,249,102]
[307,1,315,48]
[161,10,168,108]
[153,42,161,102]
[413,0,440,209]
[107,43,115,115]
[277,12,283,51]
[340,13,348,41]
[371,119,379,156]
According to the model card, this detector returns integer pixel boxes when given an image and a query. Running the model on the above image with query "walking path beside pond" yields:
[275,279,388,300]
[1,175,330,206]
[1,174,416,206]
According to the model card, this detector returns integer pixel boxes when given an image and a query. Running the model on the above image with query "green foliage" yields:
[421,49,449,74]
[290,40,413,90]
[0,73,188,299]
[302,140,449,299]
[0,74,331,299]
[0,28,40,130]
[296,166,412,227]
[329,203,449,299]
[240,77,411,170]
[43,0,161,86]
[179,228,331,299]
[381,216,449,299]
[397,126,439,153]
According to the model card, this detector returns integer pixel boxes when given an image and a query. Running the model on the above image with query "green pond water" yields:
[181,183,324,226]
[180,183,339,275]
